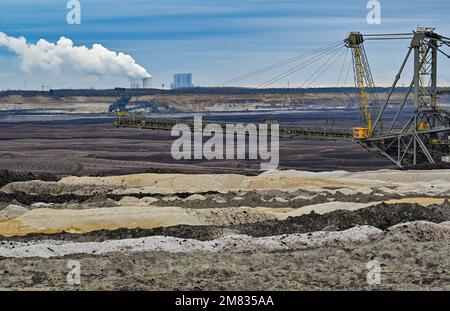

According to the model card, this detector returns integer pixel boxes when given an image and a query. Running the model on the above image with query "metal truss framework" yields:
[348,27,450,167]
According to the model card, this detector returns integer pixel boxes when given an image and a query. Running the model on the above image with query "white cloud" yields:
[0,32,151,79]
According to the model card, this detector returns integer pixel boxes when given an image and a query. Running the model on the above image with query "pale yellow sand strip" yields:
[0,197,445,237]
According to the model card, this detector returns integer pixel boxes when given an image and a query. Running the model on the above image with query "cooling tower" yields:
[143,77,152,88]
[130,79,141,89]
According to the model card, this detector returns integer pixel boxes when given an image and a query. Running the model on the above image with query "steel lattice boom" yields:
[347,27,450,167]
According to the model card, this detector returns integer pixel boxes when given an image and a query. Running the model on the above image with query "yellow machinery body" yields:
[418,121,428,131]
[352,127,370,139]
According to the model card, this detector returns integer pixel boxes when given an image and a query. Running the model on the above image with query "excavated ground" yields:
[0,169,449,290]
[0,117,393,176]
[0,170,57,188]
[1,238,450,290]
[2,202,449,242]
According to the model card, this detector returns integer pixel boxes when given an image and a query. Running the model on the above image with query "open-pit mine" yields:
[1,27,450,293]
[1,168,450,290]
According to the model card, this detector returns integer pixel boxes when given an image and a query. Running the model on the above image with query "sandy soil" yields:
[1,235,450,290]
[0,169,449,237]
[0,168,449,291]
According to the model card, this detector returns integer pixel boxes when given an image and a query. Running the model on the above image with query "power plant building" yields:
[171,73,194,89]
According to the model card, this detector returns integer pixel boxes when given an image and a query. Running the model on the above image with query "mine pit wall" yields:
[0,88,426,114]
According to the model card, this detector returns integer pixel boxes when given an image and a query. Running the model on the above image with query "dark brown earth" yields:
[0,170,57,188]
[0,114,393,177]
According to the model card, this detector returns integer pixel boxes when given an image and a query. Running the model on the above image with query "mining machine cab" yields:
[352,127,370,139]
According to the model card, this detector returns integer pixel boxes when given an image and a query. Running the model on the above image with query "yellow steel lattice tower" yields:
[345,32,380,139]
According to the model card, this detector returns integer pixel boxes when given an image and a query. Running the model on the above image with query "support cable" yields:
[337,48,349,87]
[301,48,347,89]
[220,41,343,86]
[257,45,344,88]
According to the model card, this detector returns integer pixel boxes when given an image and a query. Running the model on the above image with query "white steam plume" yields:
[0,32,151,79]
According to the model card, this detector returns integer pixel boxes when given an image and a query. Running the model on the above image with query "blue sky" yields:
[0,0,449,89]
